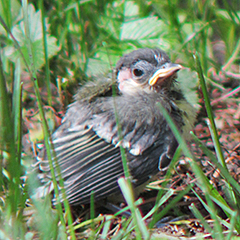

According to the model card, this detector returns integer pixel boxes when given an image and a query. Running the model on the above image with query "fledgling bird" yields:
[38,48,196,205]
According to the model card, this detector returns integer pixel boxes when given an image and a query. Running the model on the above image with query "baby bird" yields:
[38,48,196,205]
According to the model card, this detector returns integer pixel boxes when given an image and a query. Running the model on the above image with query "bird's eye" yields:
[133,68,144,77]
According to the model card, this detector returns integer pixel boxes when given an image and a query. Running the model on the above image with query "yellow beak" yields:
[149,63,182,86]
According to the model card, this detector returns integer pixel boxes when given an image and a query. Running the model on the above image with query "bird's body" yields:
[38,48,196,205]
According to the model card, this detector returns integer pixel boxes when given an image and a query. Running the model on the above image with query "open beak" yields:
[149,63,182,86]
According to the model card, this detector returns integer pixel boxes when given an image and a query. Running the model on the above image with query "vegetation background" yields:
[0,0,240,239]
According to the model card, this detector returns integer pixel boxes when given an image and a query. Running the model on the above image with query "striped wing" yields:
[39,93,181,205]
[39,125,125,205]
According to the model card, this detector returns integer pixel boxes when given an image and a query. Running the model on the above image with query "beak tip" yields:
[149,63,183,86]
[178,64,183,70]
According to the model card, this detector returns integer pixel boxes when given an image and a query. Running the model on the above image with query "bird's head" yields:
[116,48,182,94]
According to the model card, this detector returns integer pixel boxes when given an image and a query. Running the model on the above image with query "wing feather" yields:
[39,91,184,205]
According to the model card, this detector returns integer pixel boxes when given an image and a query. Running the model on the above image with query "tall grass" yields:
[0,0,239,239]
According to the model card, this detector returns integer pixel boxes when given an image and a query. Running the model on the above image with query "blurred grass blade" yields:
[39,0,52,106]
[118,177,149,239]
[151,184,192,227]
[144,188,175,220]
[12,59,23,165]
[73,215,113,231]
[226,211,238,240]
[0,52,21,214]
[1,0,12,29]
[114,198,143,217]
[190,203,215,238]
[222,39,240,71]
[100,215,112,239]
[0,50,25,239]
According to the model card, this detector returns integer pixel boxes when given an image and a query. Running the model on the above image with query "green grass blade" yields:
[190,203,215,238]
[144,189,175,221]
[39,0,52,106]
[194,53,226,168]
[12,59,23,168]
[151,184,192,227]
[191,188,224,240]
[118,177,149,240]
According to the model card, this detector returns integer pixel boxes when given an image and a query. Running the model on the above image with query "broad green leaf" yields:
[120,16,165,41]
[5,37,59,71]
[0,0,21,33]
[4,4,59,70]
[12,4,43,43]
[120,16,175,49]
